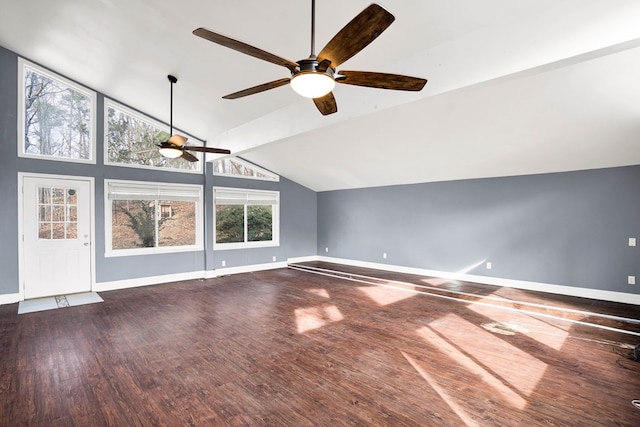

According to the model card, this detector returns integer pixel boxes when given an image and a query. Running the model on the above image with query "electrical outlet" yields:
[325,247,329,253]
[272,256,276,262]
[629,238,637,247]
[629,276,636,285]
[221,260,226,267]
[486,262,492,270]
[383,252,387,259]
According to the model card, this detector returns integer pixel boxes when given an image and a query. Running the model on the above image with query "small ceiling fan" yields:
[193,1,427,115]
[157,75,230,161]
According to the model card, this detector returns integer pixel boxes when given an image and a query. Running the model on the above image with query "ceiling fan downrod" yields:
[168,74,177,135]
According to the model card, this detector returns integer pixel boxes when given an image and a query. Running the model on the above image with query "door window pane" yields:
[37,186,78,240]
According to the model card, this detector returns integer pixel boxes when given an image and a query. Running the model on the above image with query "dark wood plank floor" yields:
[1,266,639,426]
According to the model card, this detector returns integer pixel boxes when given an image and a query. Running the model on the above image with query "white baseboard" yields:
[95,271,206,292]
[0,293,21,305]
[311,256,640,306]
[210,261,288,277]
[287,255,320,264]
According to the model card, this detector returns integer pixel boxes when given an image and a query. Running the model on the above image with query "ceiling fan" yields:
[157,75,230,161]
[193,1,427,115]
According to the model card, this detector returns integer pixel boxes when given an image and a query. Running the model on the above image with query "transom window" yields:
[18,59,96,163]
[105,180,203,257]
[105,99,203,173]
[213,157,279,182]
[213,187,280,250]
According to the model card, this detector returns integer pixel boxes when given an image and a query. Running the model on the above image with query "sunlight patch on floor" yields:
[401,351,482,427]
[305,288,330,298]
[357,285,415,306]
[425,313,548,397]
[470,301,571,350]
[295,304,344,333]
[415,325,528,409]
[420,259,486,286]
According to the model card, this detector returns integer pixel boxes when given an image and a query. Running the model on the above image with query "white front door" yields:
[22,176,92,299]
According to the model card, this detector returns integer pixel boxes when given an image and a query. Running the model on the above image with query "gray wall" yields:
[0,45,317,294]
[318,166,640,294]
[206,171,317,271]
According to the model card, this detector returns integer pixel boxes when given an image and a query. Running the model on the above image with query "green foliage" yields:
[247,205,273,241]
[215,205,244,243]
[215,205,273,244]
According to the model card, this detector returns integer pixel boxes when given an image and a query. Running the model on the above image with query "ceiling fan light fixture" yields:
[159,146,183,158]
[290,72,335,98]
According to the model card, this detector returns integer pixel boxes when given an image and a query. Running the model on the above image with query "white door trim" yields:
[18,172,96,301]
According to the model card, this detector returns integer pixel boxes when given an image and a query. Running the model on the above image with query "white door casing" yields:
[21,175,93,299]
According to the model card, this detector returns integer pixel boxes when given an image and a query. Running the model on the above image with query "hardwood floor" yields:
[1,264,639,426]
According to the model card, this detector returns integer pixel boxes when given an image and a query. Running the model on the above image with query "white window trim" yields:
[213,187,280,251]
[104,98,203,174]
[17,58,97,164]
[105,179,204,257]
[213,157,280,182]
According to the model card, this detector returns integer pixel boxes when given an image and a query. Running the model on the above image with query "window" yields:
[213,157,279,182]
[105,180,203,256]
[18,59,96,163]
[38,187,78,240]
[105,99,203,173]
[213,187,279,250]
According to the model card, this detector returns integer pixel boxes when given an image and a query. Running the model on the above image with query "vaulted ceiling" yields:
[2,0,639,191]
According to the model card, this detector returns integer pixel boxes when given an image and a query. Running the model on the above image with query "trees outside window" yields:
[106,180,202,256]
[105,100,202,173]
[213,188,279,250]
[19,60,95,162]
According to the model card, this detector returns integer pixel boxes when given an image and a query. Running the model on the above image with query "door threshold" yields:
[18,292,103,314]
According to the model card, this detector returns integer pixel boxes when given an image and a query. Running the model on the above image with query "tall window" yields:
[18,59,96,163]
[105,100,203,173]
[213,187,279,250]
[105,180,203,256]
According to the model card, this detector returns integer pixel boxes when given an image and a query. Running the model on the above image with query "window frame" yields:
[212,157,280,182]
[105,179,204,257]
[213,187,280,251]
[104,98,204,174]
[17,58,97,164]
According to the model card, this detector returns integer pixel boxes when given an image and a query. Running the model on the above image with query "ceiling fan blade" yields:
[222,78,291,100]
[317,4,394,69]
[184,146,232,155]
[168,134,188,146]
[181,150,199,162]
[193,28,299,71]
[337,70,427,91]
[313,92,338,116]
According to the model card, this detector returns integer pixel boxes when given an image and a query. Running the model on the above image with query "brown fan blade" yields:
[317,4,394,69]
[222,78,291,100]
[184,146,231,155]
[313,92,338,116]
[181,150,199,162]
[337,71,427,91]
[168,134,188,146]
[193,28,298,71]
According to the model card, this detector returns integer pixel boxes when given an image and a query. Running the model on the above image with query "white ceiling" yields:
[2,0,639,191]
